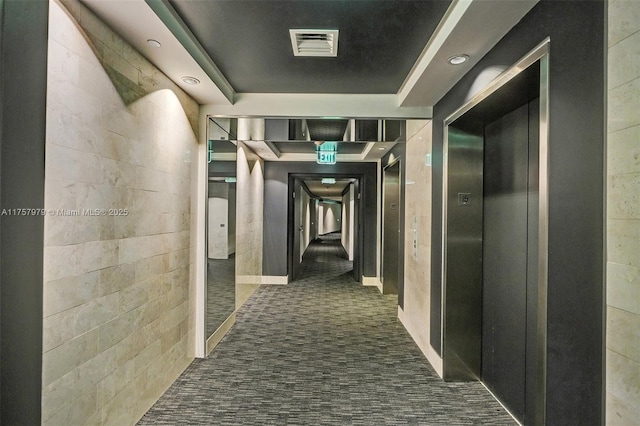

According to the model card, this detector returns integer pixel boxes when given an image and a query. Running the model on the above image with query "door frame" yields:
[441,38,550,424]
[287,173,364,282]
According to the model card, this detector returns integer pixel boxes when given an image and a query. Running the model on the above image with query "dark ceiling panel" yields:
[304,178,352,200]
[169,0,452,94]
[273,141,365,155]
[209,139,237,153]
[306,119,348,141]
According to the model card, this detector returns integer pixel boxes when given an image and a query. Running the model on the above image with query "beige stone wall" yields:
[398,120,442,374]
[607,1,640,424]
[235,142,263,305]
[42,1,198,424]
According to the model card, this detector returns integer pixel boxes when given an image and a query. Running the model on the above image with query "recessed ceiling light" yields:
[181,76,200,85]
[378,147,386,151]
[147,39,161,48]
[447,54,469,65]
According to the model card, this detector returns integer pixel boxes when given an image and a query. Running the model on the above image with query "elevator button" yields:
[458,193,471,206]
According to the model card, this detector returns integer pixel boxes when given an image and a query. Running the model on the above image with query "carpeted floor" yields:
[138,234,516,425]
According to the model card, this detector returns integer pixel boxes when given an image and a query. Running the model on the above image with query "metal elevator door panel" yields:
[524,98,539,426]
[382,161,400,294]
[482,102,530,422]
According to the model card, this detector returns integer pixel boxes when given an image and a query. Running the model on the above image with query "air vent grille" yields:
[289,29,339,57]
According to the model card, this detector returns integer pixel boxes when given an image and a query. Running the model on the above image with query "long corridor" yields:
[139,235,515,425]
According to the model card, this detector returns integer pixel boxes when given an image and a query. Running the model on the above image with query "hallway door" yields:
[291,179,303,281]
[382,161,401,294]
[482,100,539,424]
[352,179,362,283]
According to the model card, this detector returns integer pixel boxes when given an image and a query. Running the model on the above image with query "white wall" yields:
[42,1,198,424]
[606,1,640,423]
[320,202,341,235]
[228,183,236,255]
[317,201,324,235]
[208,184,229,259]
[397,120,442,375]
[341,184,355,260]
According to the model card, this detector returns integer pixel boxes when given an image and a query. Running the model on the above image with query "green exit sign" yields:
[317,141,338,164]
[317,151,336,164]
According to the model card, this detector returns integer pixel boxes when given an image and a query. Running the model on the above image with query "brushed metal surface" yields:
[535,52,549,426]
[442,125,484,381]
[441,40,550,424]
[382,160,401,294]
[482,102,530,422]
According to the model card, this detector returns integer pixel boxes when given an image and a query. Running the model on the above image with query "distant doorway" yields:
[288,174,363,283]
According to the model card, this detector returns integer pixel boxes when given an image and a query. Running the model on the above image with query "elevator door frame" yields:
[441,39,549,424]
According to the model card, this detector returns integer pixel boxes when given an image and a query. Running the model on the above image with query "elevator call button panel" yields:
[458,193,471,206]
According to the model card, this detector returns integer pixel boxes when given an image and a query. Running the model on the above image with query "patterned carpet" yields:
[139,234,516,425]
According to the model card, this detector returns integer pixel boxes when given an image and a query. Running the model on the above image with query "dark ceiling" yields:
[306,119,349,141]
[169,0,452,94]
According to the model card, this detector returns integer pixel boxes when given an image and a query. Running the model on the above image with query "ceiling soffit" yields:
[82,0,540,117]
[167,0,452,94]
[303,179,353,201]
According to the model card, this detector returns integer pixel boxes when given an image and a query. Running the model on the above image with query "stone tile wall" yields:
[235,143,263,305]
[42,1,198,424]
[398,120,442,374]
[607,1,640,423]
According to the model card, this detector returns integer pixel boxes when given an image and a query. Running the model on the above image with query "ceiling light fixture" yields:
[447,54,469,65]
[181,76,200,85]
[147,39,162,48]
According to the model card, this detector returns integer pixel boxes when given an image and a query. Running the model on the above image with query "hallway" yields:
[138,235,515,425]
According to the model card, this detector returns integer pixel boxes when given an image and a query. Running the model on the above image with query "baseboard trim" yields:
[206,312,236,356]
[397,307,443,377]
[261,275,288,285]
[362,276,383,293]
[237,274,262,284]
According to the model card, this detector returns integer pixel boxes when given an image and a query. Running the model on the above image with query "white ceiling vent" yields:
[289,29,339,57]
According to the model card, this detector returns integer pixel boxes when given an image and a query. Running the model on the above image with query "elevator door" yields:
[482,101,538,423]
[382,161,400,294]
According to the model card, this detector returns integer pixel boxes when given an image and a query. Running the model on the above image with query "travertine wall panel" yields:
[43,1,197,424]
[398,120,441,373]
[607,1,640,423]
[236,143,263,305]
